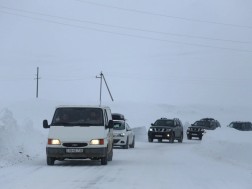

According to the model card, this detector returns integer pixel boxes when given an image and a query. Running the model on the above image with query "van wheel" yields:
[47,157,55,166]
[108,148,113,161]
[101,155,108,165]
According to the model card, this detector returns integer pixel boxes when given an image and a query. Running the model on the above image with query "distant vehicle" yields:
[198,118,221,130]
[112,113,125,121]
[227,121,252,131]
[148,118,183,143]
[113,119,135,149]
[43,105,114,166]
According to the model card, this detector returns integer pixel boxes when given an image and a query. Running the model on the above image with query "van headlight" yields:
[48,139,61,145]
[149,128,153,131]
[90,139,104,145]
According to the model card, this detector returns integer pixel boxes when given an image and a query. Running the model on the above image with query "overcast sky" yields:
[1,0,252,106]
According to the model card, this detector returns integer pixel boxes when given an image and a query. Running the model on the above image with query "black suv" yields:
[187,118,221,140]
[227,121,252,131]
[187,122,206,140]
[148,118,183,143]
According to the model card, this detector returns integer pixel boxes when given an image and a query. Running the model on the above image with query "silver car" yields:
[113,120,135,149]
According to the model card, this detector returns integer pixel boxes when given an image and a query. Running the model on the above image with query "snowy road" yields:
[1,138,251,189]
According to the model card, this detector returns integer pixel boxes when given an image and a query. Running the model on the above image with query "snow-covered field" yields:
[0,100,251,189]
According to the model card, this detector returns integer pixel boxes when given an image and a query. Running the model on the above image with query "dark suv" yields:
[148,118,183,143]
[187,118,221,140]
[187,122,206,140]
[228,121,252,131]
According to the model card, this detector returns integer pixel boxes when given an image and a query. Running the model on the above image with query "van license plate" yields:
[155,135,162,137]
[66,149,83,153]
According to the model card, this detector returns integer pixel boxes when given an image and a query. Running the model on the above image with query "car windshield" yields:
[113,121,125,130]
[154,120,174,127]
[51,107,104,126]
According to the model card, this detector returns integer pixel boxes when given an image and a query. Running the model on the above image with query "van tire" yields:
[178,132,183,143]
[108,148,113,161]
[47,157,55,166]
[101,155,108,165]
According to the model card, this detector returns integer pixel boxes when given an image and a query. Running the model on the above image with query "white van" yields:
[43,105,114,165]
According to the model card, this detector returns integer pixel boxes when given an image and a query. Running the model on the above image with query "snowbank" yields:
[194,127,252,169]
[0,108,45,167]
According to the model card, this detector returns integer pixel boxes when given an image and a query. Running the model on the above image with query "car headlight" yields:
[149,128,153,131]
[90,139,104,145]
[48,139,61,145]
[119,133,125,137]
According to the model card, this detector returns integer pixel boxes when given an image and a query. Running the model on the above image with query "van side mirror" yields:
[151,123,154,126]
[43,120,50,128]
[106,120,114,129]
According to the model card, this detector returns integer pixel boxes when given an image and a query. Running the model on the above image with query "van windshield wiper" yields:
[51,122,72,126]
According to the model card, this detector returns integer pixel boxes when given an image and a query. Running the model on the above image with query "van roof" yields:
[55,105,111,109]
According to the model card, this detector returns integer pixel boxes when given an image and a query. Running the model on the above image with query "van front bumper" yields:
[46,147,107,158]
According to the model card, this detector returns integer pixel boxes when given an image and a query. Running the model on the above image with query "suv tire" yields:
[178,132,183,143]
[169,133,174,143]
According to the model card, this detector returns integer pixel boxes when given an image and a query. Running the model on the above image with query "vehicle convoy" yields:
[43,105,114,166]
[187,118,220,140]
[112,113,135,149]
[148,118,183,143]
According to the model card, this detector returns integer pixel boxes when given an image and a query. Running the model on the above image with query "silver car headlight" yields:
[119,133,126,137]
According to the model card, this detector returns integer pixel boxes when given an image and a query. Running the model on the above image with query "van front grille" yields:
[62,143,88,147]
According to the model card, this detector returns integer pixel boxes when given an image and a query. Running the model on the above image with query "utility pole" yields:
[96,72,114,106]
[35,67,40,98]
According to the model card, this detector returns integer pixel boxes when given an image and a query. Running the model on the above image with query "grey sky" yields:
[0,0,252,106]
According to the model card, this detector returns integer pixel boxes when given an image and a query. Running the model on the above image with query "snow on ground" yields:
[0,99,252,188]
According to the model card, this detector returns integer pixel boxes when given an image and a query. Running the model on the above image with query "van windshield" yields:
[51,107,104,126]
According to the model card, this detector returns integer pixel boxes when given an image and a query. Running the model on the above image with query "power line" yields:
[0,6,250,44]
[0,10,252,53]
[75,0,252,30]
